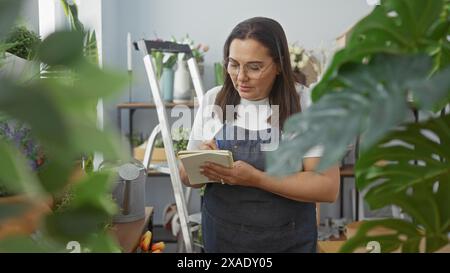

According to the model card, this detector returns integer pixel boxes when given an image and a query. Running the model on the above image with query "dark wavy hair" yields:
[214,17,301,128]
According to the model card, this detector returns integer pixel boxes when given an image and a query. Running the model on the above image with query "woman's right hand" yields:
[199,139,218,150]
[179,139,217,188]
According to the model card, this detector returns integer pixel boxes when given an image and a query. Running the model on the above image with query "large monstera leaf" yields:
[342,114,450,253]
[313,0,449,101]
[267,54,450,174]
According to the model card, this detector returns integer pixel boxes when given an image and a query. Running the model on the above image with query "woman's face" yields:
[227,38,279,101]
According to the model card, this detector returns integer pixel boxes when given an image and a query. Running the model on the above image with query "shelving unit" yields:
[117,101,197,152]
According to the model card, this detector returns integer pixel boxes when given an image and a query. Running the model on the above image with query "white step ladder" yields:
[135,40,204,253]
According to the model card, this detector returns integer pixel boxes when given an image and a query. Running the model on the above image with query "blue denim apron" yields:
[202,123,317,253]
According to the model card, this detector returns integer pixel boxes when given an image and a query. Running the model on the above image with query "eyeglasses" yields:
[225,59,274,80]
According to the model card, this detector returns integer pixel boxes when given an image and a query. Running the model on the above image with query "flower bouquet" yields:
[171,34,209,65]
[289,43,329,87]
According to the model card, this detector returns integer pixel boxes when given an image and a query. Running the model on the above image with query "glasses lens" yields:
[226,60,270,80]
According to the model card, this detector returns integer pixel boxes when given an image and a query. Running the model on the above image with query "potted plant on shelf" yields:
[0,25,41,80]
[172,127,190,154]
[289,43,327,87]
[133,128,190,163]
[268,0,450,253]
[171,35,209,103]
[150,49,178,102]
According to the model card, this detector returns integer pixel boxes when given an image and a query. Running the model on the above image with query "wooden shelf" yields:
[110,207,154,253]
[117,101,197,109]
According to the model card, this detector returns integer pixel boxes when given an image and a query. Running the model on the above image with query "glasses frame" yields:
[225,58,274,80]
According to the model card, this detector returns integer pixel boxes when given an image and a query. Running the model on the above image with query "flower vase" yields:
[192,62,204,102]
[173,55,192,103]
[161,67,174,102]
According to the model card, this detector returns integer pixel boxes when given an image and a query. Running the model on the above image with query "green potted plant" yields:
[268,0,450,253]
[134,128,190,163]
[0,25,41,80]
[172,127,190,154]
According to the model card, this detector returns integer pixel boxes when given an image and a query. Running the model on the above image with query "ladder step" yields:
[189,212,202,225]
[148,163,171,174]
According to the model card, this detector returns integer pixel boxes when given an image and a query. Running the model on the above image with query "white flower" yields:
[290,55,296,65]
[293,46,304,55]
[313,63,320,74]
[302,60,309,68]
[172,128,190,141]
[303,54,310,63]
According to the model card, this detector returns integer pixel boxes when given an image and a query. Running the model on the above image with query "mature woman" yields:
[180,17,339,253]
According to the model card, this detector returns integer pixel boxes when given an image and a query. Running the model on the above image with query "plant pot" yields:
[151,147,167,162]
[133,145,166,163]
[0,53,38,81]
[161,67,175,102]
[0,194,53,240]
[173,57,192,103]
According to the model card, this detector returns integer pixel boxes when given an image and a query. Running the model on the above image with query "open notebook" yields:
[178,150,234,185]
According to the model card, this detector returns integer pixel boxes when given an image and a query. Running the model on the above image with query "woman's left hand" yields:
[200,160,262,187]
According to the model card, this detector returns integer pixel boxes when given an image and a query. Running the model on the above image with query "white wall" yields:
[18,0,40,33]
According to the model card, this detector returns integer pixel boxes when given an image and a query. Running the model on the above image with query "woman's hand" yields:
[179,139,217,188]
[179,161,203,188]
[199,139,217,150]
[200,160,262,188]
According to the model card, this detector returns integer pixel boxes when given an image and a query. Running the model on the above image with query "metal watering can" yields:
[100,160,146,223]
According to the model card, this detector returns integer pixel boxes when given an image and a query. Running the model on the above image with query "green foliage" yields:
[0,1,128,252]
[151,50,177,79]
[172,128,190,153]
[267,0,450,252]
[313,0,450,101]
[60,0,99,65]
[340,219,424,253]
[154,136,164,148]
[214,62,224,86]
[38,31,84,66]
[344,115,450,253]
[4,25,41,60]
